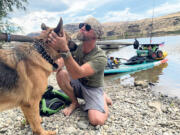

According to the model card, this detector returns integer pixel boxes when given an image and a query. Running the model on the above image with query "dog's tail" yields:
[0,62,19,90]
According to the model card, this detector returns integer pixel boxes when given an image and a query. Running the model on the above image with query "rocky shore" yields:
[0,73,180,135]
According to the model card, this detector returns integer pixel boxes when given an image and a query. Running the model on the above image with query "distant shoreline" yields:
[102,32,180,40]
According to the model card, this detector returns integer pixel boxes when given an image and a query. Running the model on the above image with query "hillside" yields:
[64,11,180,40]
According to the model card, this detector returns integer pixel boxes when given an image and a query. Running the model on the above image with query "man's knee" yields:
[89,115,105,126]
[88,110,106,126]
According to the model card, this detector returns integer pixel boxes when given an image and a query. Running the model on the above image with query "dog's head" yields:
[34,17,71,61]
[36,17,71,42]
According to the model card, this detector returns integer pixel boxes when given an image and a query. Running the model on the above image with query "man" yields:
[48,18,112,126]
[133,38,139,49]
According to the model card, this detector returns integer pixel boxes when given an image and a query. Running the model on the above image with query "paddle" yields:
[118,58,128,61]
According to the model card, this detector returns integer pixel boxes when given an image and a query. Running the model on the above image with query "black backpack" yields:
[39,85,71,116]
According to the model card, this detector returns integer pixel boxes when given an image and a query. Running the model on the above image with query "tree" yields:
[0,0,28,48]
[0,0,28,33]
[0,0,28,19]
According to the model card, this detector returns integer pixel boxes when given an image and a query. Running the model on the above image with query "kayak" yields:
[104,58,168,75]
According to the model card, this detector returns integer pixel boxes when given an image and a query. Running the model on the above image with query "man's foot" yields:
[105,94,112,106]
[62,102,79,116]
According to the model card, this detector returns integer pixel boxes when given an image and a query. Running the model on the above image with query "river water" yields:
[104,35,180,98]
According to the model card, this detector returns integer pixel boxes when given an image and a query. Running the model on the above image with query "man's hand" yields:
[48,30,69,52]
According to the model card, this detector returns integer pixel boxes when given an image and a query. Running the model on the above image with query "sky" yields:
[9,0,180,34]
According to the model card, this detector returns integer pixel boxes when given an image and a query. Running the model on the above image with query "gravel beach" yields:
[0,73,180,135]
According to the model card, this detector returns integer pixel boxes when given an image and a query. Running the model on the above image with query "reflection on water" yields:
[104,35,180,98]
[104,63,168,85]
[131,63,168,83]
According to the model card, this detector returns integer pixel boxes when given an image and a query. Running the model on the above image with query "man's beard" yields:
[77,32,93,41]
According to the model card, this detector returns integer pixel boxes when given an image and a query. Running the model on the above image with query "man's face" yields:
[77,23,96,41]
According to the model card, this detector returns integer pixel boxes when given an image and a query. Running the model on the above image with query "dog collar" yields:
[33,41,58,69]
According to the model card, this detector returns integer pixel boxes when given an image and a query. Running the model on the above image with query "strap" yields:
[49,98,64,108]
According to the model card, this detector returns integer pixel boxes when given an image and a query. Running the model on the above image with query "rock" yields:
[77,121,89,129]
[95,125,101,130]
[0,128,7,134]
[66,126,77,134]
[134,80,149,88]
[148,100,162,114]
[1,74,180,135]
[163,131,173,135]
[103,125,109,130]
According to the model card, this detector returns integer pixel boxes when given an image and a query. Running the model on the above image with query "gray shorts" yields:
[70,79,105,113]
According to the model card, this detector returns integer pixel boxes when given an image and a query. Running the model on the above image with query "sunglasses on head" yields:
[79,23,91,31]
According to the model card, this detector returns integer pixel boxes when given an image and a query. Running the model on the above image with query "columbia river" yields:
[105,35,180,98]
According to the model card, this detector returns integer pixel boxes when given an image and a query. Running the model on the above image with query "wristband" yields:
[59,50,71,59]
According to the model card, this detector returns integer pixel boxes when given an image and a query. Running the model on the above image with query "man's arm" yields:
[63,55,95,79]
[55,57,65,72]
[48,31,95,79]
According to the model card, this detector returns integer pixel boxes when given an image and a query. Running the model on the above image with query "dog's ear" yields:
[54,17,63,36]
[41,23,49,30]
[34,23,51,41]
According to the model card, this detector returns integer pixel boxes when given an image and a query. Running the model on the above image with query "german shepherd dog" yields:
[0,18,72,135]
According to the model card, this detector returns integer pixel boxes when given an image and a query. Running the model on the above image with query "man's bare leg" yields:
[56,70,79,116]
[88,92,112,125]
[104,93,112,106]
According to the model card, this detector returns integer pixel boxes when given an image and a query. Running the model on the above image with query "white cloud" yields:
[102,8,145,22]
[10,0,114,34]
[65,14,94,23]
[61,0,112,15]
[9,0,180,34]
[10,10,96,34]
[101,0,180,23]
[10,11,62,34]
[147,1,180,17]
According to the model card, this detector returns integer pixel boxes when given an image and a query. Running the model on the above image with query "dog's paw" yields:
[48,130,56,135]
[39,117,43,123]
[41,130,56,135]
